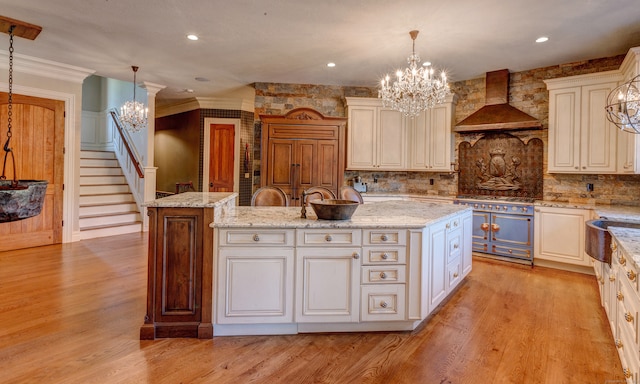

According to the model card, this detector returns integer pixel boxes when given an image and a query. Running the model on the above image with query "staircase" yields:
[79,150,142,240]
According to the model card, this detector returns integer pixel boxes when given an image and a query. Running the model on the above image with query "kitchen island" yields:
[211,200,472,336]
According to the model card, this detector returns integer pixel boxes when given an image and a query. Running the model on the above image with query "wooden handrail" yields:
[109,109,144,178]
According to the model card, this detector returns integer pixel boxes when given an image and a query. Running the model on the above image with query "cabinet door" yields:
[315,140,339,192]
[267,138,295,191]
[295,139,318,193]
[347,106,377,169]
[296,247,360,323]
[217,247,294,324]
[534,207,591,266]
[377,108,406,169]
[429,104,453,171]
[580,82,618,173]
[409,110,430,170]
[428,221,447,313]
[618,128,640,174]
[548,87,581,172]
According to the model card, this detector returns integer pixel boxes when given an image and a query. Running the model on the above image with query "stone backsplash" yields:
[254,52,640,206]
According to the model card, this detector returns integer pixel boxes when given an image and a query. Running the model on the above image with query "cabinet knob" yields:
[582,166,586,169]
[381,253,389,260]
[453,220,459,227]
[453,272,459,278]
[453,243,459,249]
[615,339,623,349]
[574,166,579,169]
[380,234,388,242]
[617,291,624,301]
[612,242,618,251]
[623,368,633,379]
[619,255,625,266]
[627,270,637,282]
[609,275,616,282]
[380,301,388,308]
[252,234,260,242]
[446,223,451,229]
[380,272,387,279]
[625,312,634,323]
[353,252,360,259]
[325,234,333,242]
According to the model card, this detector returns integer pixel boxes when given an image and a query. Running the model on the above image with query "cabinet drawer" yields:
[360,284,406,322]
[363,246,406,264]
[363,229,406,246]
[447,227,462,263]
[219,229,294,246]
[361,265,406,284]
[619,275,640,345]
[297,229,361,246]
[618,253,639,293]
[447,258,462,291]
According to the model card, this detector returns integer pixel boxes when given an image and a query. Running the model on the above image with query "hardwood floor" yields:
[0,233,623,383]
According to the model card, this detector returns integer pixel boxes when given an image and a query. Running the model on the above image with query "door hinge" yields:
[62,183,64,190]
[61,220,64,227]
[63,147,66,154]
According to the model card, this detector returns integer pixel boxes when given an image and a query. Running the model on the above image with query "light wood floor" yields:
[0,233,623,384]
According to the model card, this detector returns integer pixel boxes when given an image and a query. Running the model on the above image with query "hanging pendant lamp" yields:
[0,17,48,222]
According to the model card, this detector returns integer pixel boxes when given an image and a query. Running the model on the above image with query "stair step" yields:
[80,167,123,176]
[79,202,138,216]
[80,158,119,167]
[80,212,141,228]
[79,193,134,205]
[79,175,126,185]
[80,184,130,195]
[79,222,142,240]
[80,150,116,160]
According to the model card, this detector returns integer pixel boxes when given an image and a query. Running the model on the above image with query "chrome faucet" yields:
[300,190,323,218]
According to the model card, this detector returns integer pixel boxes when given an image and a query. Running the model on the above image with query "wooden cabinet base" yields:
[141,207,214,339]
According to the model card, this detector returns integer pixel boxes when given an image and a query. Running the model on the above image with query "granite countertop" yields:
[608,226,640,270]
[144,192,238,208]
[212,200,471,229]
[361,193,454,201]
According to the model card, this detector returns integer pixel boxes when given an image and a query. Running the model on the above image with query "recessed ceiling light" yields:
[327,62,336,68]
[536,36,549,43]
[187,34,199,41]
[195,77,210,82]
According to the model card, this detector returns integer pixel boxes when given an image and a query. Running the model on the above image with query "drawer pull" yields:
[625,312,634,323]
[617,291,624,301]
[619,255,626,266]
[325,234,332,242]
[380,301,388,308]
[624,368,632,379]
[453,272,459,278]
[453,243,459,249]
[627,270,637,282]
[380,272,387,279]
[252,234,260,242]
[446,223,451,229]
[454,220,458,227]
[609,275,616,282]
[381,253,389,260]
[380,234,388,242]
[352,252,360,260]
[615,339,623,349]
[612,242,618,251]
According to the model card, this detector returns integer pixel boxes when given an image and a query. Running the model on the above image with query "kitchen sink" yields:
[585,219,640,264]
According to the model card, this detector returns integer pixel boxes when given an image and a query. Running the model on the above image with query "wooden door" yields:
[209,124,235,192]
[294,139,318,193]
[266,138,295,203]
[0,93,64,251]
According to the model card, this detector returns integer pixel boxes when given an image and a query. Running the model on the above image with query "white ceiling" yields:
[1,0,640,105]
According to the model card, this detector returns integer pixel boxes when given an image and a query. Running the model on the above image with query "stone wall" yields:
[253,53,640,205]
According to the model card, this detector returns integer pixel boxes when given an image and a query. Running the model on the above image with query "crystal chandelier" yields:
[120,66,147,133]
[379,30,451,117]
[605,74,640,134]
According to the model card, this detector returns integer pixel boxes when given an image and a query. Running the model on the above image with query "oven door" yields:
[471,211,490,253]
[490,213,533,260]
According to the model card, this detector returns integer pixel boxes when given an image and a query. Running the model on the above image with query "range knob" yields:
[521,207,528,212]
[495,205,501,210]
[503,206,508,211]
[488,205,493,209]
[481,204,486,209]
[473,204,478,208]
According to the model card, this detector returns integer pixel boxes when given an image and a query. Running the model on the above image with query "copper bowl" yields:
[310,199,359,220]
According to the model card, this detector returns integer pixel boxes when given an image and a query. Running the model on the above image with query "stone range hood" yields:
[455,69,542,132]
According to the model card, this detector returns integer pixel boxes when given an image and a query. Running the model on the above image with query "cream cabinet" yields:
[216,229,295,324]
[617,47,640,175]
[612,238,640,383]
[408,95,457,172]
[545,72,622,174]
[296,229,362,323]
[428,215,464,313]
[345,98,406,170]
[534,206,593,268]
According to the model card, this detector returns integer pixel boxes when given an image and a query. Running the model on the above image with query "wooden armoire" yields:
[260,108,347,206]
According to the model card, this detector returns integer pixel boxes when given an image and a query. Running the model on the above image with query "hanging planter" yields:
[0,20,47,223]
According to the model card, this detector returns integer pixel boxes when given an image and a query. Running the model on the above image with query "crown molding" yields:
[0,51,95,84]
[543,70,623,90]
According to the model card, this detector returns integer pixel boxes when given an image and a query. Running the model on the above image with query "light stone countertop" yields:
[609,226,640,270]
[211,200,471,229]
[143,192,238,208]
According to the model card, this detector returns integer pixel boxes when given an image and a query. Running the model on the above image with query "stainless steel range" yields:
[454,197,534,264]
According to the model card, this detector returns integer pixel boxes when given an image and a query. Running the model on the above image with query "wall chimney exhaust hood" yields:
[455,69,541,132]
